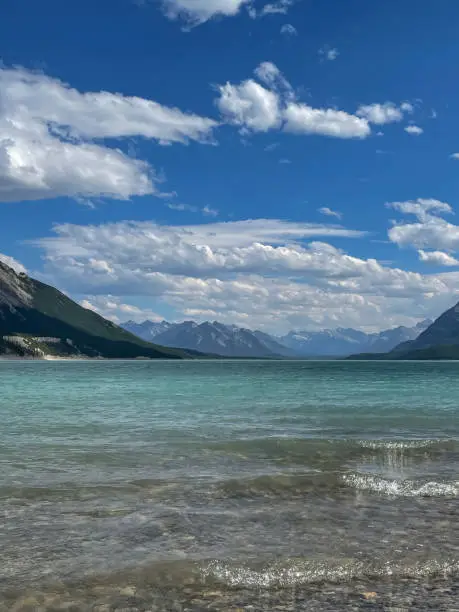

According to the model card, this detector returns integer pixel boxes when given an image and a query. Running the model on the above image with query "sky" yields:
[2,0,459,333]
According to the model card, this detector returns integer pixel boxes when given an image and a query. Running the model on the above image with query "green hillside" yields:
[0,262,190,359]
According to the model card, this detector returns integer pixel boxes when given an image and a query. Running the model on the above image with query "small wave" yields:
[213,471,336,499]
[202,557,459,587]
[342,472,459,497]
[206,437,459,469]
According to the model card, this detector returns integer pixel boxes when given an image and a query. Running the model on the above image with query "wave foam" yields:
[357,439,448,450]
[342,472,459,497]
[202,558,459,587]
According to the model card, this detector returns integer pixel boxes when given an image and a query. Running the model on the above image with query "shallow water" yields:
[1,359,458,610]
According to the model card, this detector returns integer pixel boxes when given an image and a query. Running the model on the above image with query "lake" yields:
[1,360,458,610]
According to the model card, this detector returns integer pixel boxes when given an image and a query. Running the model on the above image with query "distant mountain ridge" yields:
[0,262,191,359]
[280,321,430,357]
[122,318,430,358]
[123,320,295,358]
[121,320,172,342]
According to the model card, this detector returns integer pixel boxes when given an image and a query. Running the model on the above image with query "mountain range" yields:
[0,262,192,359]
[121,318,431,358]
[121,320,296,358]
[2,258,459,361]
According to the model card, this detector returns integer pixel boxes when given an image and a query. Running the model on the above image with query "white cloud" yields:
[404,125,423,135]
[35,217,365,259]
[284,102,371,138]
[0,253,27,275]
[0,127,154,203]
[216,62,372,139]
[390,218,459,251]
[450,153,459,160]
[29,216,459,333]
[418,250,459,267]
[0,66,217,203]
[284,102,370,138]
[318,207,342,220]
[161,0,292,24]
[387,198,459,252]
[388,198,452,221]
[216,79,281,132]
[356,102,406,125]
[88,258,114,274]
[162,0,249,25]
[400,102,414,113]
[318,46,339,61]
[1,67,216,144]
[280,23,297,36]
[254,62,293,98]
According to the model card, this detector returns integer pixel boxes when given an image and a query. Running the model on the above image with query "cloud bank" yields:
[30,216,459,332]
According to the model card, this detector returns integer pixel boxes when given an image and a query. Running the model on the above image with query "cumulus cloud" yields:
[254,62,293,98]
[318,207,342,220]
[283,102,370,138]
[0,66,217,203]
[356,102,411,125]
[418,250,459,267]
[450,153,459,160]
[216,79,281,132]
[216,62,371,139]
[404,125,423,135]
[390,218,459,251]
[161,0,249,25]
[388,198,452,221]
[160,0,292,25]
[28,216,459,333]
[0,253,27,274]
[388,198,459,252]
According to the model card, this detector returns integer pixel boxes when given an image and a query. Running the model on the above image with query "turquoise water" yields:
[1,360,459,610]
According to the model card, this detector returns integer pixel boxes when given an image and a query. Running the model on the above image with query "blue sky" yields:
[2,0,459,332]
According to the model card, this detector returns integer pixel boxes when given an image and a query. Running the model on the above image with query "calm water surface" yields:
[1,360,458,610]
